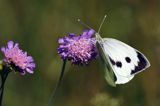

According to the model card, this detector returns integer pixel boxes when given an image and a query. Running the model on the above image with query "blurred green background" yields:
[0,0,160,106]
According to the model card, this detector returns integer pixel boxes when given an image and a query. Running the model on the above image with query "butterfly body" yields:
[95,33,150,85]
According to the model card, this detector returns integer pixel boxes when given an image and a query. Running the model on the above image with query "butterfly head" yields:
[95,33,103,42]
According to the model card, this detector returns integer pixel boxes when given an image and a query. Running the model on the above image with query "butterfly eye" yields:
[125,57,131,63]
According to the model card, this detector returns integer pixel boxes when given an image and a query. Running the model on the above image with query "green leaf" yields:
[96,42,116,87]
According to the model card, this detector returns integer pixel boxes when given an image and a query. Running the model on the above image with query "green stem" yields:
[0,66,10,106]
[48,60,67,106]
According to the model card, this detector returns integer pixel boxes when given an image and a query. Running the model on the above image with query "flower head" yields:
[1,41,35,75]
[58,29,97,65]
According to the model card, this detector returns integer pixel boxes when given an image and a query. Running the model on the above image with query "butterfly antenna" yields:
[98,15,107,33]
[77,19,93,29]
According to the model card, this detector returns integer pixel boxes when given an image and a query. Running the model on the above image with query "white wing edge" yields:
[131,49,151,76]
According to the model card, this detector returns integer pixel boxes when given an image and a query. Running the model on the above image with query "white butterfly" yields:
[96,34,150,85]
[95,15,150,86]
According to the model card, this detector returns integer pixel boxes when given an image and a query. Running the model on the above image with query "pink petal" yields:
[26,68,34,74]
[1,47,6,52]
[7,41,14,49]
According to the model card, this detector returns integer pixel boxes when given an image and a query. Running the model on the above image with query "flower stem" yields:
[0,66,10,106]
[48,60,67,106]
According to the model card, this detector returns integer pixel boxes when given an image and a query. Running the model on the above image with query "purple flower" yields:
[58,29,97,65]
[1,41,35,75]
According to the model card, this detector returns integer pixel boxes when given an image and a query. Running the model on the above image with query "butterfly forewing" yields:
[100,38,150,84]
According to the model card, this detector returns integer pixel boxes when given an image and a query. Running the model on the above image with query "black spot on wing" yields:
[109,57,122,68]
[113,74,117,82]
[116,61,122,68]
[109,57,115,65]
[125,57,131,63]
[131,52,148,74]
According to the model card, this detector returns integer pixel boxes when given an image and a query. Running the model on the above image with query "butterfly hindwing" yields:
[100,38,150,84]
[96,42,116,87]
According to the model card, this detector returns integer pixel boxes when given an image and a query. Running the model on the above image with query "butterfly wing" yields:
[99,38,150,84]
[96,42,116,87]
